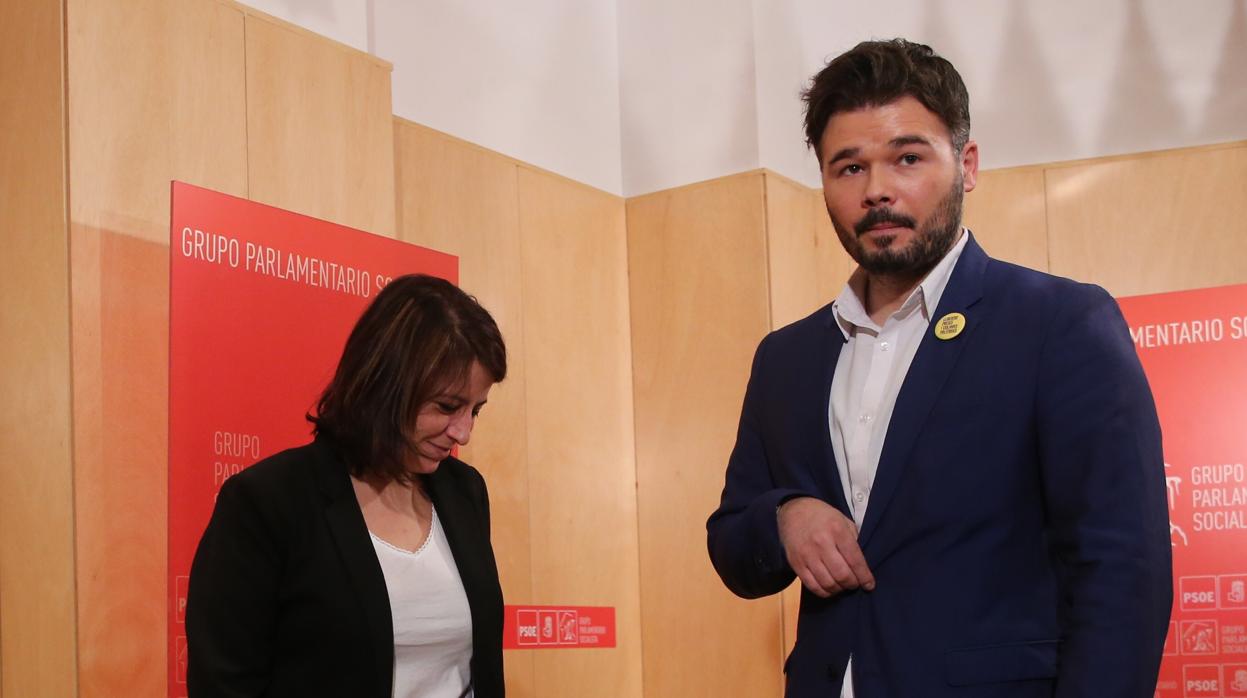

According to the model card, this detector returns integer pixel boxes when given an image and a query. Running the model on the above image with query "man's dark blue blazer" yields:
[708,234,1172,697]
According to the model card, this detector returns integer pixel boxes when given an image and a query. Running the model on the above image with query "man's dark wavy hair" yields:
[802,38,971,158]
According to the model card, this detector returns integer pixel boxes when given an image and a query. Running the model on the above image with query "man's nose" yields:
[864,169,894,207]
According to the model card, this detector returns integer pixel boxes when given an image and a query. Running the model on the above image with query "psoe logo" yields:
[558,611,578,644]
[1181,620,1218,655]
[1179,576,1219,612]
[1224,663,1247,698]
[1181,664,1220,698]
[539,610,557,643]
[516,610,539,646]
[1221,574,1247,609]
[176,576,190,623]
[176,636,188,684]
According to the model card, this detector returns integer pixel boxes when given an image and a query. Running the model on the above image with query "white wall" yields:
[239,0,368,52]
[237,0,1247,196]
[373,0,623,195]
[238,0,623,194]
[618,0,759,195]
[757,0,1247,189]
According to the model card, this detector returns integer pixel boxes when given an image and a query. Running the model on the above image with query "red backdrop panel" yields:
[1119,283,1247,698]
[167,181,456,697]
[503,605,617,650]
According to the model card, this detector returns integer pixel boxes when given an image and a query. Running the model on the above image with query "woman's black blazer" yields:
[186,436,505,697]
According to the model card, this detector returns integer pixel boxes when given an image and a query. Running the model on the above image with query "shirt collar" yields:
[831,228,971,340]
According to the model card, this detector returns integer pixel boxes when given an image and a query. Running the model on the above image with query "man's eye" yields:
[900,154,920,165]
[840,164,863,175]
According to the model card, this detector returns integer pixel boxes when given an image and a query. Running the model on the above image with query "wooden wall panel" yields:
[766,171,856,320]
[41,6,1246,698]
[66,1,248,695]
[772,179,855,664]
[67,0,247,243]
[765,173,823,327]
[629,173,784,698]
[1046,143,1247,296]
[517,169,642,698]
[764,174,858,667]
[245,13,396,237]
[88,234,170,694]
[808,187,855,305]
[962,166,1049,271]
[0,0,77,695]
[779,576,801,665]
[392,120,536,695]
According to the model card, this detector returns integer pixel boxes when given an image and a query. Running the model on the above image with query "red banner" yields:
[167,182,456,696]
[503,605,617,649]
[1119,283,1247,698]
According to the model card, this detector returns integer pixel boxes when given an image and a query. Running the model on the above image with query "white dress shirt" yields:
[828,230,969,697]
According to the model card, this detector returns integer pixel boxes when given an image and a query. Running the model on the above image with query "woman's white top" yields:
[369,506,474,698]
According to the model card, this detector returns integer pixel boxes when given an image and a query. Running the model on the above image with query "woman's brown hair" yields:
[308,274,506,481]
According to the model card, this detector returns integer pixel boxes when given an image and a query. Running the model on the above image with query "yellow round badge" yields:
[934,312,966,340]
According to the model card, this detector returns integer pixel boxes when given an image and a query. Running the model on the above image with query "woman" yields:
[187,274,507,697]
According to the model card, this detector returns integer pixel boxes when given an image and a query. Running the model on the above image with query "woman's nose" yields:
[447,412,473,445]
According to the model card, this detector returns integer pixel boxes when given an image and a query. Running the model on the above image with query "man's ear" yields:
[960,139,979,193]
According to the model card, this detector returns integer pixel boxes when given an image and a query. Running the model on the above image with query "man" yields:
[707,39,1172,697]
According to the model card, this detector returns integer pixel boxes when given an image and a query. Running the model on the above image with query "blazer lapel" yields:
[857,236,989,547]
[423,464,495,647]
[311,439,394,693]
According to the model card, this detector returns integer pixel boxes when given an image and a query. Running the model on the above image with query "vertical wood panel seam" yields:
[1041,166,1053,274]
[621,199,650,698]
[391,120,402,235]
[622,198,646,695]
[760,174,775,330]
[759,173,790,698]
[511,161,540,696]
[59,0,82,691]
[242,13,251,197]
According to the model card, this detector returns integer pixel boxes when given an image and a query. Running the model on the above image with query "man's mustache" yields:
[855,208,916,236]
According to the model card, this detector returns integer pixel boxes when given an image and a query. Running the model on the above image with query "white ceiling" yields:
[240,0,1247,196]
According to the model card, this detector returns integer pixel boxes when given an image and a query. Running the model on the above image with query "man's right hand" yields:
[778,497,875,598]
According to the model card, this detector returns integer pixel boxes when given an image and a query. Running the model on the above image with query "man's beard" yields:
[830,174,964,278]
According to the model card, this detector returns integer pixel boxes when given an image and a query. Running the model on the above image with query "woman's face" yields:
[408,360,494,474]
